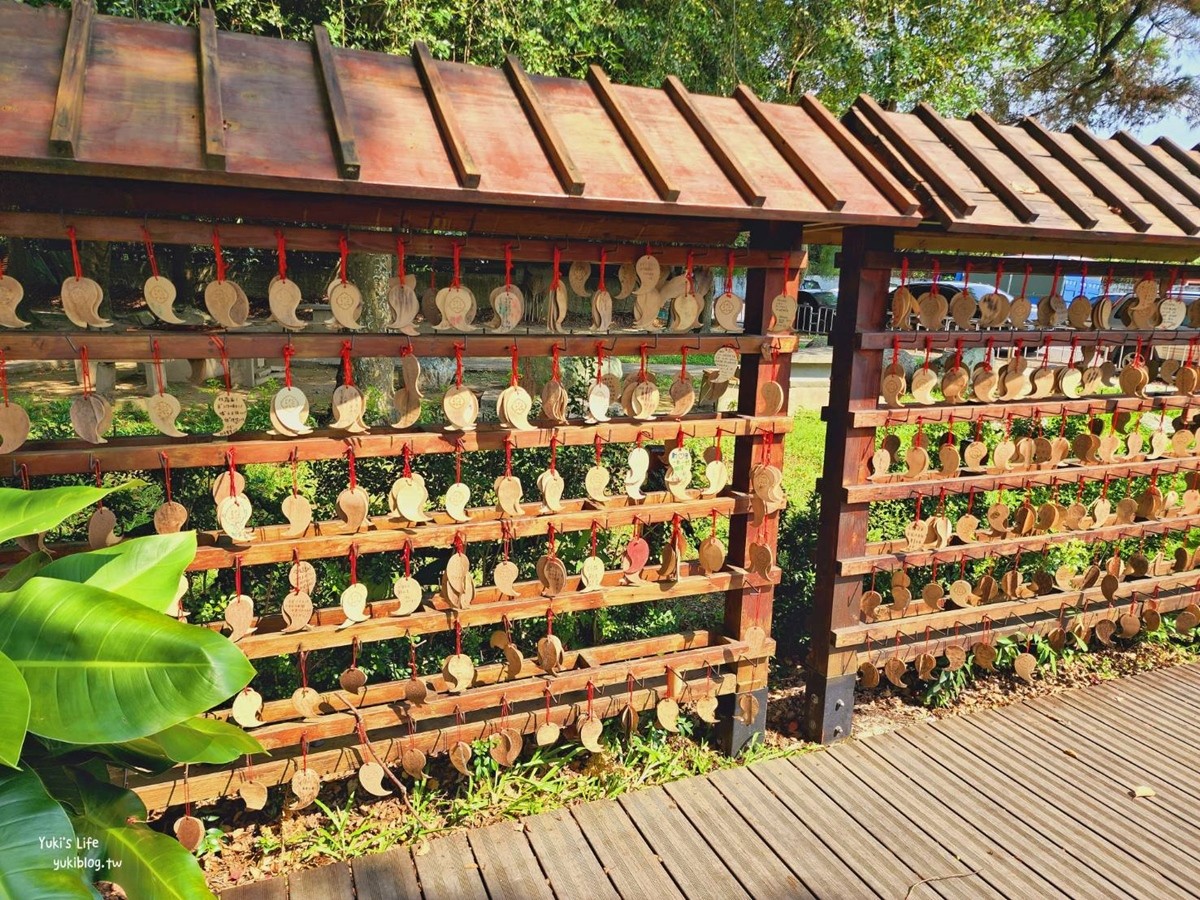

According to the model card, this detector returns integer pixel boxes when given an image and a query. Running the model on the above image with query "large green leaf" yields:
[0,652,29,769]
[39,533,197,611]
[0,551,49,592]
[0,577,254,744]
[0,768,98,899]
[0,485,135,544]
[66,770,215,900]
[122,716,264,766]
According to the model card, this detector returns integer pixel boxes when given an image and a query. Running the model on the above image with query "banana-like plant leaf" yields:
[0,484,137,544]
[0,551,49,592]
[0,652,29,769]
[0,577,254,744]
[120,716,264,766]
[39,533,196,611]
[0,768,98,899]
[66,770,215,900]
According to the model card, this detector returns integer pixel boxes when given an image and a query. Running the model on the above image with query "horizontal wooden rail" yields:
[849,393,1193,428]
[858,328,1196,351]
[0,331,792,363]
[0,210,806,269]
[840,509,1200,575]
[849,454,1200,503]
[840,558,1200,644]
[4,414,789,477]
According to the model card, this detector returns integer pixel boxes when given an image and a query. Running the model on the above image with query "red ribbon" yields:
[451,242,462,287]
[141,226,160,279]
[212,227,226,283]
[338,234,349,284]
[67,226,83,280]
[340,341,355,387]
[276,230,288,281]
[598,247,607,292]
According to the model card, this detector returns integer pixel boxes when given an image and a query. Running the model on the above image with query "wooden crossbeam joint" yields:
[503,55,584,196]
[49,0,95,159]
[412,41,481,189]
[312,25,361,180]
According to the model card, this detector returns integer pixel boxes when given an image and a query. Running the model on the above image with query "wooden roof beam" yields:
[800,94,917,215]
[1069,124,1198,235]
[851,95,976,217]
[197,9,226,171]
[733,85,844,211]
[312,26,361,180]
[49,0,95,159]
[1019,118,1152,232]
[841,108,958,224]
[412,41,480,189]
[586,65,678,202]
[503,56,584,196]
[968,111,1096,229]
[1113,130,1200,210]
[1154,136,1200,181]
[663,76,764,207]
[914,102,1037,223]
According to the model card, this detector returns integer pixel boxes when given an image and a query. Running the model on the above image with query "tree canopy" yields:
[27,0,1199,130]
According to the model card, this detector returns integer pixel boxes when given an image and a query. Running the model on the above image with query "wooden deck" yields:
[223,662,1200,899]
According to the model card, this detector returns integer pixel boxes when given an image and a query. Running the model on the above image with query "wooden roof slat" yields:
[1069,124,1199,235]
[798,94,918,215]
[1154,136,1200,181]
[586,65,679,202]
[851,95,976,217]
[733,85,844,211]
[663,76,764,207]
[311,26,361,180]
[841,108,958,223]
[1019,118,1153,232]
[914,103,1037,223]
[49,0,94,159]
[1113,130,1200,213]
[503,56,584,196]
[411,41,480,189]
[196,8,226,171]
[968,111,1097,229]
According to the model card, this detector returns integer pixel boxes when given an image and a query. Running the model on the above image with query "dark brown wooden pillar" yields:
[803,225,894,743]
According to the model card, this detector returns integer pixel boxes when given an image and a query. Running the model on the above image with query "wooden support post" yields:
[717,220,802,754]
[803,225,894,744]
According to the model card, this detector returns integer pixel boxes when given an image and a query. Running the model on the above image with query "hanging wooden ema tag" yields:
[625,431,650,500]
[152,452,189,534]
[443,618,475,693]
[488,697,524,767]
[497,344,535,430]
[145,339,185,437]
[139,225,182,324]
[443,532,476,610]
[339,636,369,695]
[86,462,120,550]
[657,514,684,583]
[432,241,476,331]
[880,337,907,408]
[338,544,370,628]
[0,351,28,452]
[290,734,321,810]
[448,708,473,776]
[948,262,976,329]
[537,524,568,597]
[630,250,662,330]
[282,549,315,633]
[545,245,568,333]
[70,346,107,444]
[588,250,613,331]
[538,433,566,512]
[225,556,255,642]
[280,449,313,538]
[495,436,525,517]
[537,607,565,674]
[1161,269,1188,329]
[390,540,424,616]
[668,345,697,418]
[702,429,729,496]
[389,443,430,523]
[0,252,27,329]
[327,233,364,330]
[387,237,421,334]
[204,227,249,328]
[669,250,703,332]
[271,345,312,436]
[330,341,369,433]
[768,253,798,334]
[540,344,570,424]
[713,250,744,333]
[915,259,947,330]
[580,519,607,589]
[578,681,604,750]
[393,346,423,430]
[757,341,786,416]
[586,343,613,423]
[337,445,371,532]
[665,429,693,501]
[173,768,205,852]
[441,438,472,523]
[631,343,660,421]
[488,242,524,332]
[351,713,393,797]
[490,614,525,680]
[621,517,651,585]
[537,684,562,746]
[61,226,111,329]
[1118,336,1150,398]
[238,754,268,811]
[290,649,324,719]
[443,342,479,432]
[210,337,247,437]
[491,521,520,598]
[268,230,307,329]
[586,433,613,504]
[231,685,265,729]
[401,717,427,778]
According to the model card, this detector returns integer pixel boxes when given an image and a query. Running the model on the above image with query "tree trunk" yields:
[347,252,395,414]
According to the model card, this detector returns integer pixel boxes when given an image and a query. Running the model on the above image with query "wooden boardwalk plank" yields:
[1102,667,1200,722]
[795,751,998,900]
[414,831,488,900]
[619,787,750,900]
[862,731,1130,899]
[750,758,929,900]
[888,726,1192,900]
[525,808,620,900]
[219,877,288,900]
[933,713,1200,894]
[469,822,554,900]
[664,774,813,899]
[1057,680,1200,753]
[571,798,684,900]
[351,846,422,900]
[287,862,354,899]
[708,764,875,899]
[823,740,1070,899]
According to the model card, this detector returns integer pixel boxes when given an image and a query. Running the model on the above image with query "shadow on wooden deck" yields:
[223,662,1200,899]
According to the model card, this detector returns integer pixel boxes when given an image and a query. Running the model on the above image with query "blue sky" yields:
[1129,42,1197,146]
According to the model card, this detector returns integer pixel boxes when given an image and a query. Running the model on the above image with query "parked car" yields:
[796,287,837,334]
